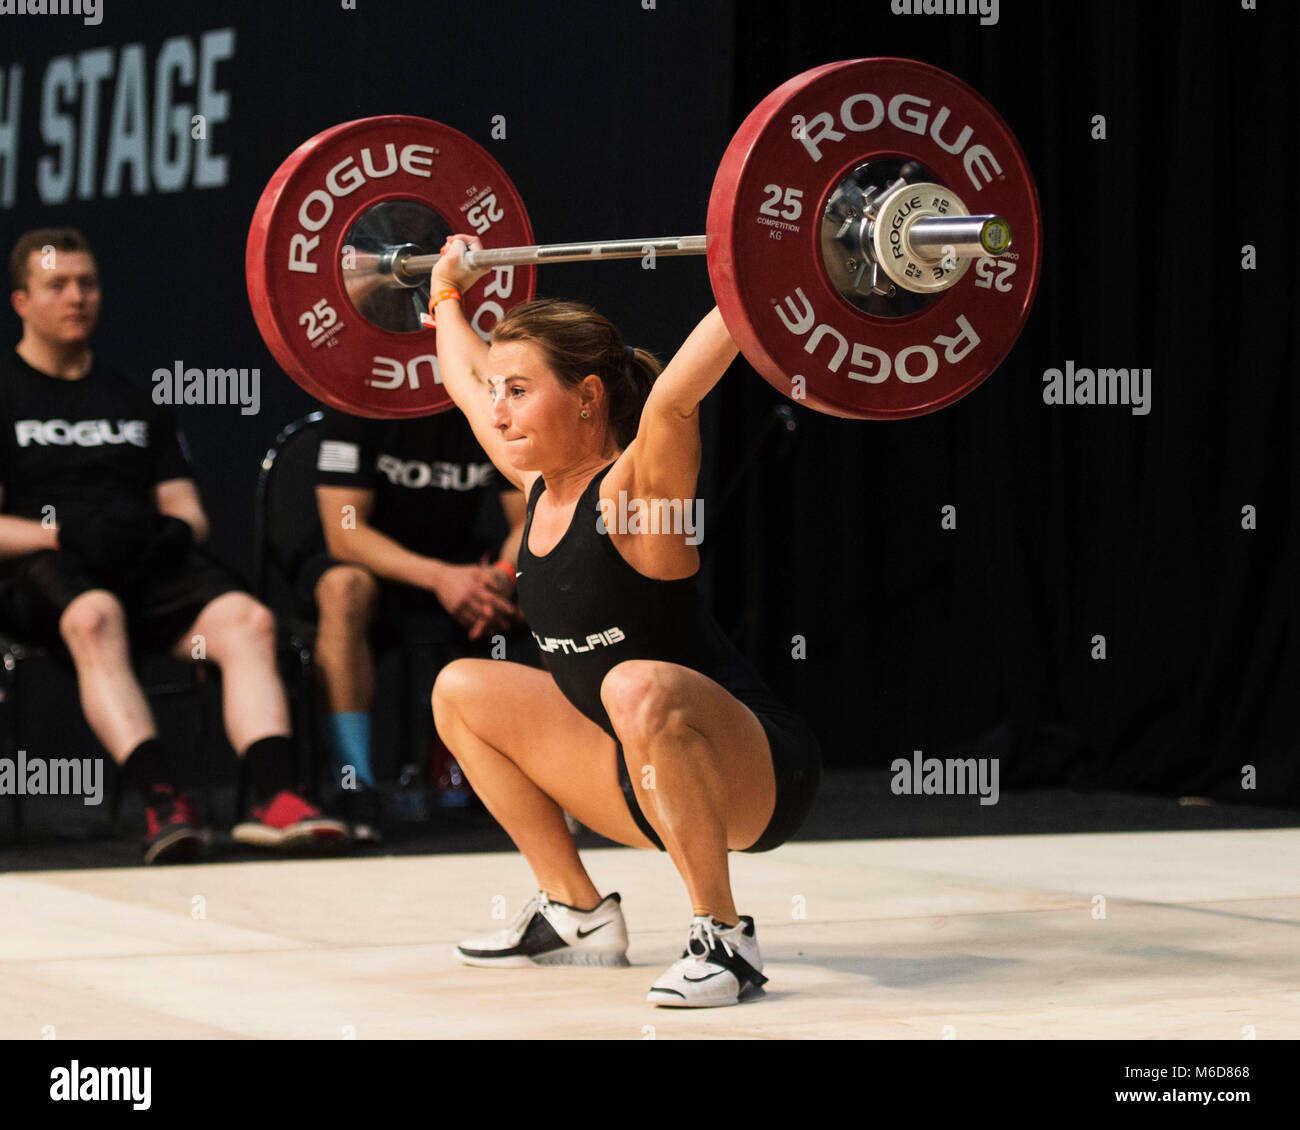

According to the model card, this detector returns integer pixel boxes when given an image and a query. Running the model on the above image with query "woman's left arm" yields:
[623,308,738,497]
[643,308,738,419]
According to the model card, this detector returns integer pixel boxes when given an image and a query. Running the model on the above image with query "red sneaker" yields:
[143,786,204,865]
[231,790,350,850]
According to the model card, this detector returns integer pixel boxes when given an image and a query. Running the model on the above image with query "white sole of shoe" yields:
[646,990,739,1008]
[647,980,765,1008]
[454,946,630,968]
[231,819,349,849]
[533,949,630,967]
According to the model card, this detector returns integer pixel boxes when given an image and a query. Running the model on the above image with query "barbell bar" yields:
[388,213,1011,283]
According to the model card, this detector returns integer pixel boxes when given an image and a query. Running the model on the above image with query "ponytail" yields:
[608,345,657,448]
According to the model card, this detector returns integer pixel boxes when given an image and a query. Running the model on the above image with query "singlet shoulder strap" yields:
[526,473,547,508]
[583,460,620,503]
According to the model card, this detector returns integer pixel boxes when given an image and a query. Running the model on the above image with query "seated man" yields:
[0,227,347,863]
[299,404,525,841]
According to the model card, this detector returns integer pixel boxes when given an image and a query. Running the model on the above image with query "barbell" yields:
[245,57,1042,421]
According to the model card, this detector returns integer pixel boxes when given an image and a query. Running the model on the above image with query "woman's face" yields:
[487,338,589,471]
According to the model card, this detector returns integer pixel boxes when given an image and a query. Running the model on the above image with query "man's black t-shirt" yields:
[314,407,499,564]
[0,349,192,519]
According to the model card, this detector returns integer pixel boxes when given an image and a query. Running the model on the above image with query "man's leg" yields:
[59,589,156,763]
[174,590,347,846]
[175,591,288,750]
[59,589,173,794]
[59,589,202,862]
[312,564,379,789]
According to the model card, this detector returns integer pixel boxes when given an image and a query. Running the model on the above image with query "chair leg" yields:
[407,642,441,801]
[235,746,249,825]
[196,665,214,830]
[3,655,24,843]
[395,646,414,786]
[298,647,319,802]
[109,764,124,832]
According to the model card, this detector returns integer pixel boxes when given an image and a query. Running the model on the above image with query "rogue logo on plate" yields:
[707,57,1042,419]
[246,116,536,418]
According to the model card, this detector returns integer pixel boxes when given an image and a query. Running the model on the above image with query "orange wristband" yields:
[421,288,462,328]
[493,559,517,583]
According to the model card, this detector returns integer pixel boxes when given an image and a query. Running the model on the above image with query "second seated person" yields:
[294,405,526,840]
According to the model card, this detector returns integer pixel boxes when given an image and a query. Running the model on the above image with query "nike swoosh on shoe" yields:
[575,921,612,939]
[682,969,729,983]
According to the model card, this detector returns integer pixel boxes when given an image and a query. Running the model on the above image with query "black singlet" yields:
[515,463,788,739]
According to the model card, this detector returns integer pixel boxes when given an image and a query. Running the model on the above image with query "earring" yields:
[580,410,590,419]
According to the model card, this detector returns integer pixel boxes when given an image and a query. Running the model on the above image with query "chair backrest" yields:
[254,411,324,603]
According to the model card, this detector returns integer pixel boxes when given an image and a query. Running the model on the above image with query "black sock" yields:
[244,735,298,805]
[125,738,172,803]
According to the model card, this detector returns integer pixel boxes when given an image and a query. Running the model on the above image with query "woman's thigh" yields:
[601,661,779,852]
[433,658,658,851]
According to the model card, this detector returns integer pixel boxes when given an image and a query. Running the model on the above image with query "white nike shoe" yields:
[454,891,630,967]
[646,915,768,1007]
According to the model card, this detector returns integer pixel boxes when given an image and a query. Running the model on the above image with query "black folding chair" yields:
[0,632,218,843]
[253,411,478,808]
[253,411,327,804]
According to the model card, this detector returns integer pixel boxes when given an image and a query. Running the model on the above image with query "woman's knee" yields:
[315,564,378,624]
[600,661,691,747]
[58,590,126,652]
[431,657,488,727]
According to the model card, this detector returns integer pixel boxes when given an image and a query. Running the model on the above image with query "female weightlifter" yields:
[428,233,822,1007]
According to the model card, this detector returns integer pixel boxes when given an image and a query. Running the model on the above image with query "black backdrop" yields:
[2,1,1295,803]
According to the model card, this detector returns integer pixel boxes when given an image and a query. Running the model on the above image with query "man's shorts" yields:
[0,548,244,659]
[615,704,822,854]
[294,549,501,654]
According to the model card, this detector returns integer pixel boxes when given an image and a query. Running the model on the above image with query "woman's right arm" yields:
[430,236,526,491]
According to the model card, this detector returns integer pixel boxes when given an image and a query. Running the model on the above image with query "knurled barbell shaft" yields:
[399,235,709,279]
[396,216,1011,279]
